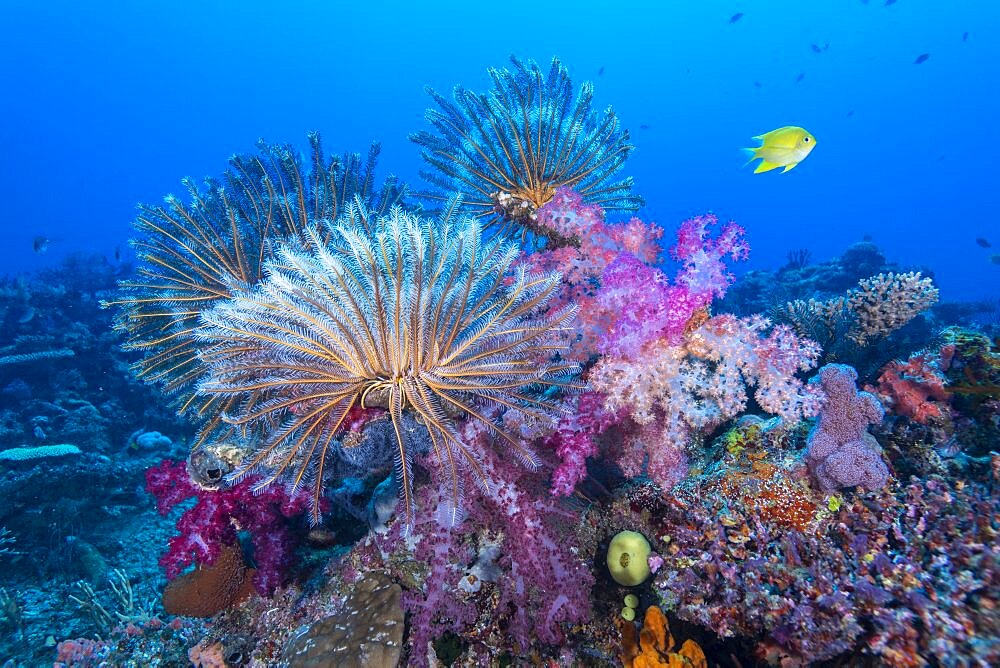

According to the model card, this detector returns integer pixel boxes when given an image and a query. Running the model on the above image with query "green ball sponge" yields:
[607,530,651,586]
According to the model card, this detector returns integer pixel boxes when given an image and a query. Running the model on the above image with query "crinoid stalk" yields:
[411,56,642,243]
[194,205,579,526]
[102,134,407,446]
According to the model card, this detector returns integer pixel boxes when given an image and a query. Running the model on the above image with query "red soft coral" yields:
[146,460,314,594]
[873,351,951,424]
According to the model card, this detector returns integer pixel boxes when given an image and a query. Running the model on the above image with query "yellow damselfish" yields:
[744,126,816,173]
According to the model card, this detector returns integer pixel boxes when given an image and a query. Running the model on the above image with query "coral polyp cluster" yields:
[195,207,578,525]
[412,56,642,241]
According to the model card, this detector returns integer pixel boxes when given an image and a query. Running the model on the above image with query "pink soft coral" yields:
[672,213,750,300]
[589,212,750,358]
[399,422,593,663]
[523,188,664,360]
[589,315,822,489]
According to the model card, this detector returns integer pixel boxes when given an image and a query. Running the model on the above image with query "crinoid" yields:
[411,56,642,244]
[102,134,407,446]
[194,205,579,525]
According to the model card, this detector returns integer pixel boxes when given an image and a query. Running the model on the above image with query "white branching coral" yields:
[842,271,939,344]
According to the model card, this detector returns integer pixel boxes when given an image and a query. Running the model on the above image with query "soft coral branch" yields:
[146,459,313,594]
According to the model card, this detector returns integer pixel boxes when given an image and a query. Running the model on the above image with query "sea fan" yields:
[102,133,407,445]
[411,56,642,241]
[194,205,578,525]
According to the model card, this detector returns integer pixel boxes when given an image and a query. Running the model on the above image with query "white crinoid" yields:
[195,203,578,526]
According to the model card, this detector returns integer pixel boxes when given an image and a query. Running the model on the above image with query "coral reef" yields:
[2,55,997,668]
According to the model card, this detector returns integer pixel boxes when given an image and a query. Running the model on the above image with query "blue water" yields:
[1,0,997,301]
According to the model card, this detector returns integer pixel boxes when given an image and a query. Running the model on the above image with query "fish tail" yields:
[754,160,781,174]
[742,147,760,166]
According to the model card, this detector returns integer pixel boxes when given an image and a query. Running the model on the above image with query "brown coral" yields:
[162,543,256,617]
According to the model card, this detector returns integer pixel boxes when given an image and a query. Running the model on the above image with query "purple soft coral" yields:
[672,213,750,300]
[806,364,889,492]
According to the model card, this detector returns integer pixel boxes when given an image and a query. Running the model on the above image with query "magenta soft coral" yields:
[397,438,592,663]
[146,460,313,594]
[471,443,594,649]
[523,187,664,361]
[547,392,620,496]
[594,214,750,358]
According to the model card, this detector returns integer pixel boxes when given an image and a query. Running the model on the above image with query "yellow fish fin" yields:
[742,147,760,166]
[754,160,781,174]
[781,162,799,173]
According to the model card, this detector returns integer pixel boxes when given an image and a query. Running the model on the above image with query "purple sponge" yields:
[806,364,889,492]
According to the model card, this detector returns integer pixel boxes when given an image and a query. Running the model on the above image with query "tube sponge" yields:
[607,530,651,586]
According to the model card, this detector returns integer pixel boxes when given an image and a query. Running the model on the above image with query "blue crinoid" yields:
[102,134,407,446]
[411,56,642,241]
[193,204,579,525]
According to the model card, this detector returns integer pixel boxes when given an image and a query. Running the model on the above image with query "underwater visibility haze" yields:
[0,1,998,666]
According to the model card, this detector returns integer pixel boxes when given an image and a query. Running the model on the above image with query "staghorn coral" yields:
[194,207,578,526]
[102,134,406,448]
[412,57,641,242]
